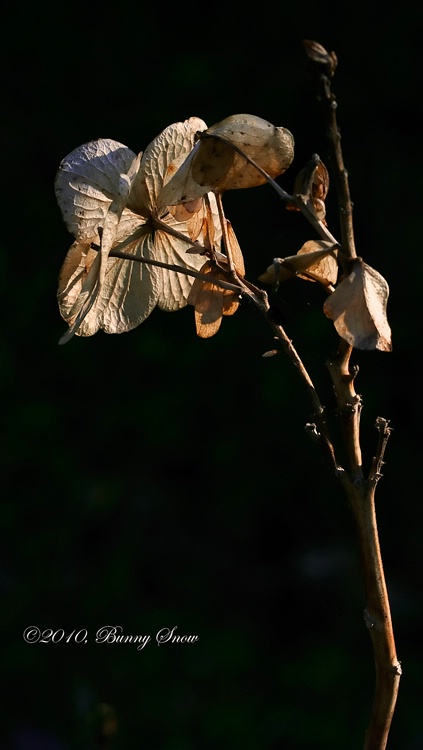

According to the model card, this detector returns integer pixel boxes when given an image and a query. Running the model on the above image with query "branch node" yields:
[375,416,392,436]
[393,661,403,677]
[353,475,366,488]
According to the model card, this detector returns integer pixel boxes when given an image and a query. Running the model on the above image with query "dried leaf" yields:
[258,241,337,285]
[286,158,329,222]
[323,260,392,351]
[297,240,338,285]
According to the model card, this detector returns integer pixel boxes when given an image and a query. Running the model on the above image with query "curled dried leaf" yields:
[297,240,338,285]
[287,157,329,222]
[323,260,392,351]
[258,241,337,285]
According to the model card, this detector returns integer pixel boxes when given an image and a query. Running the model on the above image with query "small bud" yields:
[303,40,338,76]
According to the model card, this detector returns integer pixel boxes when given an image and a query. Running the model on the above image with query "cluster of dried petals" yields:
[55,118,219,343]
[55,114,295,343]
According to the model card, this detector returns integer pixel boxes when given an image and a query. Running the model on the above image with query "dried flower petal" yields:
[159,114,294,206]
[188,261,241,338]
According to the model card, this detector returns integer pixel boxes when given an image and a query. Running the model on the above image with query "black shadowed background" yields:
[2,2,422,748]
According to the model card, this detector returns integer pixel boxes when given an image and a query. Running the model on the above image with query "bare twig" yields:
[200,131,340,247]
[267,314,340,473]
[215,193,237,274]
[303,39,357,265]
[107,247,242,294]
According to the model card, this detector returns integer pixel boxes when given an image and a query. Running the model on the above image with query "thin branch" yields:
[248,294,340,472]
[369,418,392,486]
[200,131,339,246]
[151,215,212,255]
[303,39,357,264]
[107,248,243,294]
[215,193,236,274]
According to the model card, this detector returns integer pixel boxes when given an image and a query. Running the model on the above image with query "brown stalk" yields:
[304,39,400,749]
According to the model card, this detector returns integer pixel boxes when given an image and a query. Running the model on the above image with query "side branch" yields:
[263,309,340,473]
[369,418,392,487]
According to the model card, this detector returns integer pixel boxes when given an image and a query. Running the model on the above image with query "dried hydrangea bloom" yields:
[55,118,221,343]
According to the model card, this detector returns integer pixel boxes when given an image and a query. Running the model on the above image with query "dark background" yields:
[2,1,422,748]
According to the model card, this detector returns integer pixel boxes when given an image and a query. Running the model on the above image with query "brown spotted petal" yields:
[159,114,294,206]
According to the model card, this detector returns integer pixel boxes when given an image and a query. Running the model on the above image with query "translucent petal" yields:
[129,117,208,215]
[55,138,141,243]
[58,229,160,337]
[152,218,208,312]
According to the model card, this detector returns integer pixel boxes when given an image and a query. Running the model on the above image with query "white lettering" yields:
[156,626,199,645]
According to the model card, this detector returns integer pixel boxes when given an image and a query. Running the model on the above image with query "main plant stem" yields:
[303,39,401,748]
[348,478,402,750]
